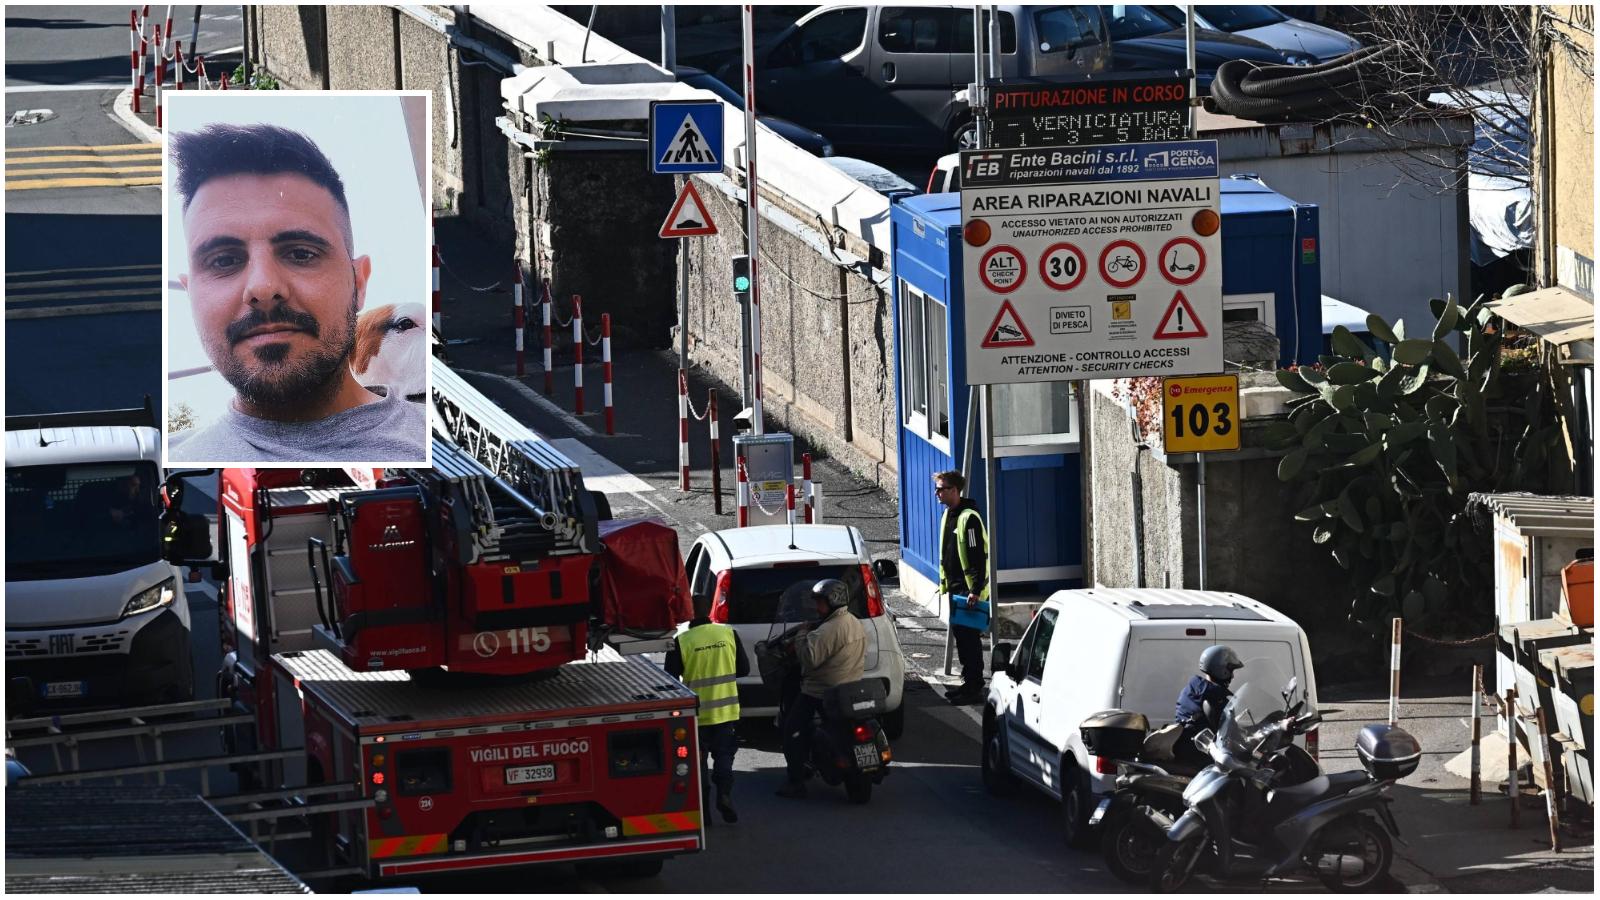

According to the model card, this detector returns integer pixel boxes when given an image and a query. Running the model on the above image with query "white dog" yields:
[351,302,427,401]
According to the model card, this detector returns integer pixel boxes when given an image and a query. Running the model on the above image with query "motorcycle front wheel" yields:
[1149,835,1204,893]
[1102,807,1163,884]
[1310,814,1393,892]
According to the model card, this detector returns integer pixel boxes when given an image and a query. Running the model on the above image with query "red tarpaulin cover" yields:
[597,518,692,632]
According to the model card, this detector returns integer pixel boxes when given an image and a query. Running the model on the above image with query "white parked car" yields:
[1150,5,1361,63]
[683,524,907,738]
[982,588,1318,846]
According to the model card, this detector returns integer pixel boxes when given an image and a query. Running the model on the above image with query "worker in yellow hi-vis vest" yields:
[665,594,750,824]
[935,469,989,706]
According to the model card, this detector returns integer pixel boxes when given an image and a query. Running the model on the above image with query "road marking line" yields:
[3,84,130,94]
[461,368,596,438]
[3,273,160,290]
[7,287,160,303]
[6,165,162,176]
[6,301,160,319]
[7,153,161,164]
[548,439,654,495]
[4,176,161,190]
[5,142,160,152]
[7,263,160,278]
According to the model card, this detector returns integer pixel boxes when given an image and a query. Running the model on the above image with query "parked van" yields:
[5,403,214,712]
[982,588,1318,847]
[744,4,1112,152]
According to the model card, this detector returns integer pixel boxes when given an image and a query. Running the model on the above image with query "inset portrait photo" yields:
[163,91,430,467]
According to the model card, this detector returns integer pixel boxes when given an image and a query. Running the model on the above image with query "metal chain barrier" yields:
[435,251,503,293]
[1403,626,1495,647]
[682,375,711,421]
[583,324,603,347]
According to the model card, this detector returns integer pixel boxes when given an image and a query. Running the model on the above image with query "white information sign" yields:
[960,141,1224,383]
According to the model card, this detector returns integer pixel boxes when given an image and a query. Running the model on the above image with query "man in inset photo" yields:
[167,123,426,462]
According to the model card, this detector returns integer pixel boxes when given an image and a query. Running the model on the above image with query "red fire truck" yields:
[216,360,700,880]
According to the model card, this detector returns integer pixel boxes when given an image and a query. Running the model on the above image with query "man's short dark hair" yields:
[934,470,965,492]
[171,123,352,248]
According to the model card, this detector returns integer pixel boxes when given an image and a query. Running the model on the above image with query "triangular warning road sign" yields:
[1153,290,1209,339]
[658,112,715,169]
[660,181,718,238]
[980,300,1034,348]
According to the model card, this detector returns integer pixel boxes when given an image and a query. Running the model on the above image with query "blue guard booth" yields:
[890,175,1322,609]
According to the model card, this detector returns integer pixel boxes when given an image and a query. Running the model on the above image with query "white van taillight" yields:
[1305,724,1320,762]
[1095,755,1116,775]
[709,570,733,623]
[859,564,885,617]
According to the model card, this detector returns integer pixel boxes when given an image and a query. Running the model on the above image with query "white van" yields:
[982,588,1318,846]
[5,404,213,712]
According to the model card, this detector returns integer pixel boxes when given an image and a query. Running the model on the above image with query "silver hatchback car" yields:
[684,524,907,739]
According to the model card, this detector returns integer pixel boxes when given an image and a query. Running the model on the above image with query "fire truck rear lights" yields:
[670,710,682,717]
[675,746,689,759]
[673,727,688,741]
[375,735,386,743]
[373,771,386,785]
[674,763,690,777]
[374,789,389,803]
[373,754,386,767]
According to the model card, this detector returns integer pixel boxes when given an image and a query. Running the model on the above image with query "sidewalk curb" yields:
[111,87,161,143]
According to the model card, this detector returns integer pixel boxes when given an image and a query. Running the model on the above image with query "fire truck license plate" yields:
[853,744,878,768]
[42,681,86,699]
[505,763,557,785]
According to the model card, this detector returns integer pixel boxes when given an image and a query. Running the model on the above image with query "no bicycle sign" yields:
[960,140,1224,384]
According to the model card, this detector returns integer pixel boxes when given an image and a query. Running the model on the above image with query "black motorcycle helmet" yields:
[812,578,851,611]
[1199,645,1244,686]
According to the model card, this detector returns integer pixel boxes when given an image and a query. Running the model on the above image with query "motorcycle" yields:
[1084,709,1320,884]
[1144,676,1419,892]
[755,583,892,804]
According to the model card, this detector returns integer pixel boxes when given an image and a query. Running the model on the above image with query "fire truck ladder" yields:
[429,358,601,556]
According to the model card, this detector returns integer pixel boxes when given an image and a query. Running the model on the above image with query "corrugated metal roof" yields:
[1469,492,1594,535]
[274,649,695,729]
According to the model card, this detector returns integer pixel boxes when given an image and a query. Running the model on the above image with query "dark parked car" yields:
[676,66,835,157]
[822,157,921,202]
[1101,4,1309,90]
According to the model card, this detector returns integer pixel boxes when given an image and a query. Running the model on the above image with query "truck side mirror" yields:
[166,511,212,563]
[990,641,1014,677]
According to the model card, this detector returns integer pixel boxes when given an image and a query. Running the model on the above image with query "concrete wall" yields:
[682,176,899,489]
[1543,5,1595,297]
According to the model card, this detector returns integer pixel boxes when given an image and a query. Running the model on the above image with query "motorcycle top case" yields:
[950,594,991,632]
[824,679,889,721]
[1356,723,1422,781]
[1080,708,1150,759]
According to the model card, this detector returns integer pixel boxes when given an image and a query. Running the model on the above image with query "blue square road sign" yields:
[650,100,724,174]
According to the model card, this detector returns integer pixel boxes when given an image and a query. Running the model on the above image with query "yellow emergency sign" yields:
[1162,374,1240,453]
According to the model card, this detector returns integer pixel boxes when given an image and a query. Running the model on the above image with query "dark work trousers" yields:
[699,721,738,798]
[780,693,824,783]
[953,622,985,688]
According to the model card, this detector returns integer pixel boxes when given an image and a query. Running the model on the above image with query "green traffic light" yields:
[734,275,751,292]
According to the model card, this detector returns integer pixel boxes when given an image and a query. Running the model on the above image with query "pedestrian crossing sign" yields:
[650,100,724,174]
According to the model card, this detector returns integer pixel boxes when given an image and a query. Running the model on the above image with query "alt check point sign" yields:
[651,100,724,174]
[960,140,1224,384]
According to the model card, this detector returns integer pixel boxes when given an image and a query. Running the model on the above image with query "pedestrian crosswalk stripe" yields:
[8,287,161,304]
[6,301,161,320]
[6,176,162,190]
[5,273,162,290]
[8,263,159,278]
[6,265,161,319]
[6,143,163,192]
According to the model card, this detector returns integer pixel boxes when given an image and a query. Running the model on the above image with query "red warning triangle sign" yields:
[659,181,718,238]
[1153,290,1209,340]
[980,300,1034,348]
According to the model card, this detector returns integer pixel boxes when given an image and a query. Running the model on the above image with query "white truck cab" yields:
[5,403,214,712]
[983,588,1318,847]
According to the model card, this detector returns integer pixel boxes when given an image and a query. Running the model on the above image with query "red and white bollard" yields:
[709,390,723,515]
[601,314,614,435]
[219,69,229,90]
[512,262,525,377]
[736,456,749,527]
[163,9,174,59]
[541,278,554,395]
[802,453,814,523]
[153,26,163,129]
[196,55,206,91]
[134,34,146,114]
[786,483,796,525]
[173,45,183,91]
[678,369,691,491]
[572,295,584,416]
[431,218,442,336]
[129,11,139,95]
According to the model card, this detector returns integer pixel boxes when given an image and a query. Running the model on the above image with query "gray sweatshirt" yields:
[168,388,427,463]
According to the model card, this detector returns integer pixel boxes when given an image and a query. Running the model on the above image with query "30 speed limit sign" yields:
[1162,374,1240,453]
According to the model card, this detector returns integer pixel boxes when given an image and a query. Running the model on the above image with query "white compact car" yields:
[983,588,1318,847]
[683,524,907,738]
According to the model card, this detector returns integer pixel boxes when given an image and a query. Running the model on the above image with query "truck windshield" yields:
[6,462,164,580]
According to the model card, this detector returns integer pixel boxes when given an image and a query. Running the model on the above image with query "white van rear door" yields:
[1118,622,1215,725]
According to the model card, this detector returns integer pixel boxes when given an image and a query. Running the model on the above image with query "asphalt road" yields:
[4,5,241,416]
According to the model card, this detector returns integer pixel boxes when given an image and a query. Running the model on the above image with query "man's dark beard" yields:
[218,294,358,411]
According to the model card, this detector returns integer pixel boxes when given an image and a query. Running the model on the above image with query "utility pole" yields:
[740,4,763,434]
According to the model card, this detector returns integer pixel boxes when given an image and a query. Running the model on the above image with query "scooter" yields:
[755,586,892,804]
[1144,677,1418,892]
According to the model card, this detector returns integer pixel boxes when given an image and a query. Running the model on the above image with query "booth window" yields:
[993,381,1077,453]
[1222,293,1276,330]
[899,282,950,448]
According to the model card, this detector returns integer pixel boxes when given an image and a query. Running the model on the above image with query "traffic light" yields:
[731,254,752,304]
